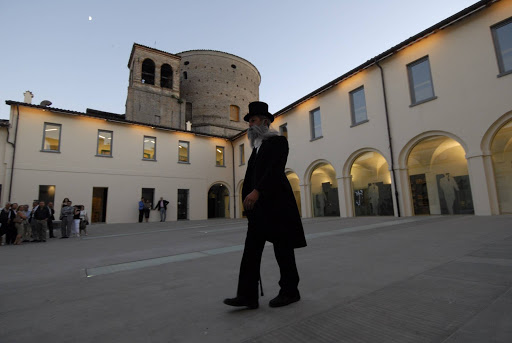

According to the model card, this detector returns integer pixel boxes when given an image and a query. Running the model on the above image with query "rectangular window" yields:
[216,146,225,166]
[97,130,113,156]
[42,123,61,152]
[230,105,240,122]
[178,141,190,163]
[38,185,55,205]
[141,188,155,207]
[492,17,512,76]
[143,136,156,160]
[279,123,288,139]
[310,108,322,140]
[350,86,368,125]
[154,115,161,125]
[407,56,436,105]
[239,144,245,165]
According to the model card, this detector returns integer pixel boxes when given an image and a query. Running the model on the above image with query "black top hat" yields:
[244,101,274,123]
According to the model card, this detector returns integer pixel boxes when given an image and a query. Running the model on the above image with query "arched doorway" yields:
[350,151,393,216]
[286,171,302,216]
[208,183,230,218]
[407,136,474,215]
[491,120,512,214]
[310,163,340,217]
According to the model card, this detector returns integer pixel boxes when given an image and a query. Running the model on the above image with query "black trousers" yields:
[138,210,144,223]
[48,220,54,237]
[237,226,300,301]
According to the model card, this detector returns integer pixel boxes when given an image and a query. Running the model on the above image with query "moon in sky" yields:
[89,16,92,21]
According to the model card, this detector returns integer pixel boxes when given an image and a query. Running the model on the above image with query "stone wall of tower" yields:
[125,45,186,129]
[177,50,260,136]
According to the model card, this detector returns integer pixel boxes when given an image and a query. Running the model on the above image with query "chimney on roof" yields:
[24,91,34,104]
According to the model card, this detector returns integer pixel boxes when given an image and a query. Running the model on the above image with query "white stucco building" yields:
[3,0,512,223]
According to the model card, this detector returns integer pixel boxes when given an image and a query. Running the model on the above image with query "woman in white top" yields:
[79,205,89,236]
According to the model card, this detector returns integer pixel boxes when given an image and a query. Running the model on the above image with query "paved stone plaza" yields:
[1,215,512,342]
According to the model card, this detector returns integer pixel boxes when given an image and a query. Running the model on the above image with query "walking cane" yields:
[259,273,264,296]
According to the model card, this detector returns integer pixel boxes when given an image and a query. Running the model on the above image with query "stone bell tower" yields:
[125,43,186,129]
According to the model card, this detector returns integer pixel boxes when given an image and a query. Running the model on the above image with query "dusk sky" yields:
[0,0,477,120]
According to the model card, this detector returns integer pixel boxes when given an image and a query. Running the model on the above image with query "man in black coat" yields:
[224,101,307,310]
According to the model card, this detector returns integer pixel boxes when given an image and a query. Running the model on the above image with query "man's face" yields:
[4,203,10,209]
[48,202,53,208]
[248,116,265,128]
[39,202,45,208]
[12,203,18,210]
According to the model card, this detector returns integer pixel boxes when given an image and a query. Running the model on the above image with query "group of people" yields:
[138,197,169,222]
[59,198,89,239]
[0,198,89,246]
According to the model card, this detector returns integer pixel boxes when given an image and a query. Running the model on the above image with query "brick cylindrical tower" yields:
[177,50,260,137]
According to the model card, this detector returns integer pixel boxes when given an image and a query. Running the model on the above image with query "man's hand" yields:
[243,190,260,211]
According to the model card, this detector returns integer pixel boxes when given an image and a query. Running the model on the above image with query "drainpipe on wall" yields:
[7,105,20,202]
[374,58,401,217]
[230,140,236,219]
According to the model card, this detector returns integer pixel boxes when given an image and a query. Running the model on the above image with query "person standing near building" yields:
[154,197,169,222]
[223,101,307,310]
[144,199,152,222]
[0,202,11,246]
[60,200,74,238]
[33,201,51,242]
[79,205,89,236]
[72,205,81,237]
[5,203,18,245]
[47,202,55,238]
[138,197,145,223]
[29,200,39,242]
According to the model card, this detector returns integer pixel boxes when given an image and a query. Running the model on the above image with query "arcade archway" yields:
[407,136,474,215]
[309,163,340,217]
[350,151,393,216]
[491,120,512,214]
[286,171,302,216]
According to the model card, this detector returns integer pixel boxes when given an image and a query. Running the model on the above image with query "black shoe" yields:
[41,240,46,242]
[31,239,40,242]
[22,240,29,242]
[269,293,301,308]
[223,297,259,309]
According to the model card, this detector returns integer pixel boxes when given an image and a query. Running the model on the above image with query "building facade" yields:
[232,0,512,219]
[2,0,512,223]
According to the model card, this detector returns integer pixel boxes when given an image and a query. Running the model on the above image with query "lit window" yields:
[350,86,368,125]
[143,136,156,160]
[141,59,155,85]
[178,141,189,163]
[97,130,113,156]
[230,105,240,122]
[42,123,61,152]
[279,123,288,139]
[492,17,512,75]
[310,108,322,140]
[216,146,225,166]
[239,144,245,165]
[39,185,55,205]
[161,64,173,88]
[407,56,436,105]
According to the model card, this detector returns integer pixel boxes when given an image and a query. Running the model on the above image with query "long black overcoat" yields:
[242,135,307,248]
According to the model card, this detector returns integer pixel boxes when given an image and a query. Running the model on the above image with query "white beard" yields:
[248,124,278,148]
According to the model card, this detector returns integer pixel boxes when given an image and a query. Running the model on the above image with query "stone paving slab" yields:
[1,215,512,342]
